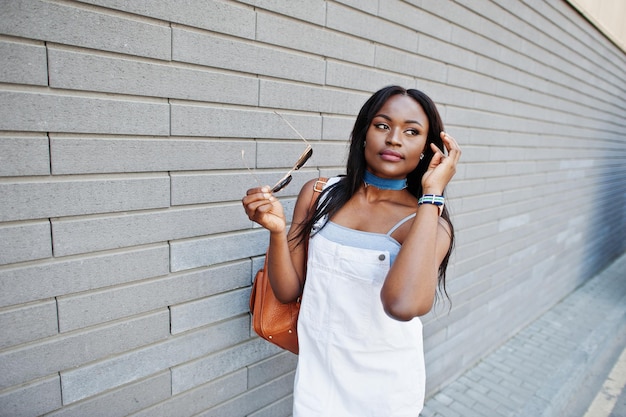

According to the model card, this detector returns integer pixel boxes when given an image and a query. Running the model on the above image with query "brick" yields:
[418,35,478,71]
[60,316,250,404]
[236,0,326,25]
[498,214,531,232]
[247,352,297,389]
[259,80,369,115]
[257,141,347,169]
[172,27,325,85]
[326,60,415,93]
[439,0,502,30]
[50,136,255,175]
[446,279,491,307]
[321,115,355,142]
[465,385,504,410]
[45,372,171,417]
[446,67,498,98]
[0,135,50,177]
[48,47,259,105]
[0,244,169,308]
[451,25,509,65]
[0,375,61,417]
[171,170,311,207]
[0,310,169,390]
[57,260,250,332]
[248,394,293,417]
[170,229,269,272]
[319,167,346,181]
[255,12,375,66]
[129,370,248,417]
[171,287,251,334]
[79,0,256,39]
[462,161,508,179]
[170,105,321,139]
[457,193,503,214]
[0,220,51,265]
[422,327,447,353]
[51,203,250,257]
[170,172,314,207]
[327,3,418,52]
[475,57,551,102]
[195,371,294,417]
[0,0,171,59]
[0,91,170,135]
[333,0,378,15]
[384,1,453,42]
[411,80,465,111]
[0,174,169,222]
[171,338,279,394]
[0,300,57,350]
[0,39,47,86]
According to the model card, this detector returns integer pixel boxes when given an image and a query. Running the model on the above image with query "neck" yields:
[363,171,407,191]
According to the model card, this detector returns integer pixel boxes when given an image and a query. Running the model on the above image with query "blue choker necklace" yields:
[363,171,407,190]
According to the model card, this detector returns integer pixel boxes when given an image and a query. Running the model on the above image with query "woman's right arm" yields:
[242,180,316,302]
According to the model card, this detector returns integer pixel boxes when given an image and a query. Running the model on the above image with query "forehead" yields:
[376,94,428,127]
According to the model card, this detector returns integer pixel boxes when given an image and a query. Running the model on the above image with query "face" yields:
[364,94,429,179]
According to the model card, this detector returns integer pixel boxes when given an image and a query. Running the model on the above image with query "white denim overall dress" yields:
[293,179,425,417]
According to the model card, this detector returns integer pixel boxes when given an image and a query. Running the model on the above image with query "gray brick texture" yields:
[0,0,624,416]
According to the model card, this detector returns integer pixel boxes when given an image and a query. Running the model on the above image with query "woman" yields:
[243,85,461,416]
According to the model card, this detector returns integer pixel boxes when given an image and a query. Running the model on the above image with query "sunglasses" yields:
[243,112,313,193]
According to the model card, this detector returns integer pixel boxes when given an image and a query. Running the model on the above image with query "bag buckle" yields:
[314,179,327,193]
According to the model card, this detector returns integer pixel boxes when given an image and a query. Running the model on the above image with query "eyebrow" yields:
[374,113,424,127]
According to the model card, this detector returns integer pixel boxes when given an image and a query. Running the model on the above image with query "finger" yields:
[440,132,461,162]
[446,141,461,164]
[243,187,274,205]
[246,185,271,196]
[447,147,461,164]
[441,132,461,151]
[242,188,276,214]
[244,199,275,222]
[430,142,445,159]
[439,132,451,152]
[254,200,277,215]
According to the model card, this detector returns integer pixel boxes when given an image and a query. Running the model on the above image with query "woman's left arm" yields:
[381,132,461,320]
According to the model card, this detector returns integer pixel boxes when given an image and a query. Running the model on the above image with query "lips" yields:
[380,149,404,162]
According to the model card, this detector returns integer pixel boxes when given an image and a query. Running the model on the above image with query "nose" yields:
[386,128,402,145]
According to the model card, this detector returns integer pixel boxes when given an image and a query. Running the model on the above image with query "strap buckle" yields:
[313,178,327,193]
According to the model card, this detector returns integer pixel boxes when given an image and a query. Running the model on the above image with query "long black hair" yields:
[294,85,454,298]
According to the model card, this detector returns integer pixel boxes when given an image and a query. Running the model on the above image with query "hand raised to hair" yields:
[242,186,287,234]
[421,132,461,195]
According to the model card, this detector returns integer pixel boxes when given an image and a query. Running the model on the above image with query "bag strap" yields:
[310,177,328,207]
[300,177,328,280]
[313,178,327,194]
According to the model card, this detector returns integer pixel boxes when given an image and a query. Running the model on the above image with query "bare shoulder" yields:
[292,178,323,220]
[297,178,320,203]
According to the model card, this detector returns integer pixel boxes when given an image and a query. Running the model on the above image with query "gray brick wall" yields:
[0,0,624,415]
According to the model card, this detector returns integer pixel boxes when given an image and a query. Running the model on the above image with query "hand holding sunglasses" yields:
[243,112,313,193]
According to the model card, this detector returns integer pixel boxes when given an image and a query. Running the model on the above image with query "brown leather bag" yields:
[249,178,327,354]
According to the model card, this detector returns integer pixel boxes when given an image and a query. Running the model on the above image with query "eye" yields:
[405,129,419,136]
[374,123,390,130]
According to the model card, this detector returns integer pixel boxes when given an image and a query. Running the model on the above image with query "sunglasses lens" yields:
[272,175,293,193]
[294,147,313,170]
